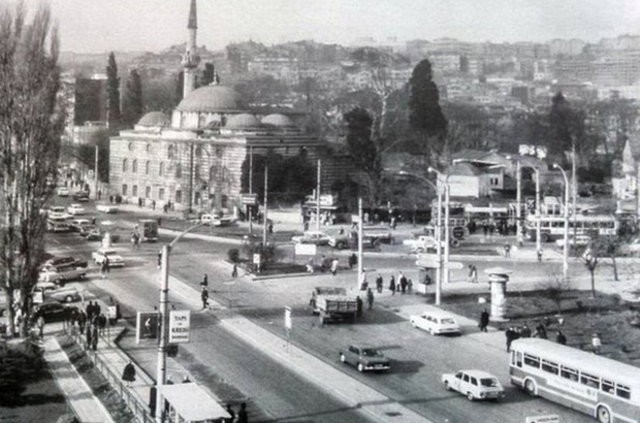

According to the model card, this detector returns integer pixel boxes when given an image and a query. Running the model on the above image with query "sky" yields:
[19,0,640,53]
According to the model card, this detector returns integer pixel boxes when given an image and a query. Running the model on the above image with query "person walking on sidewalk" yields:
[122,361,136,387]
[388,275,396,295]
[504,243,511,258]
[478,309,489,332]
[375,274,383,293]
[366,288,374,310]
[36,315,45,339]
[348,253,357,270]
[100,257,109,278]
[468,264,478,283]
[91,323,98,351]
[330,258,339,276]
[399,272,407,294]
[537,248,543,262]
[231,263,238,278]
[201,273,208,287]
[201,286,209,310]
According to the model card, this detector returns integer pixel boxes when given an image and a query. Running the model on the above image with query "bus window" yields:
[524,354,540,368]
[541,359,559,375]
[511,351,522,367]
[560,365,578,382]
[617,384,631,400]
[580,372,600,389]
[602,379,615,394]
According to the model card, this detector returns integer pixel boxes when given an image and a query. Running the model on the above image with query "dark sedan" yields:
[33,300,77,323]
[339,344,391,372]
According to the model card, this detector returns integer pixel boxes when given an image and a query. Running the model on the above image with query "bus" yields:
[510,338,640,423]
[524,214,618,243]
[139,219,158,242]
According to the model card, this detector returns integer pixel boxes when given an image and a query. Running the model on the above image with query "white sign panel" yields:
[294,243,317,256]
[284,306,292,330]
[169,310,191,344]
[525,415,559,423]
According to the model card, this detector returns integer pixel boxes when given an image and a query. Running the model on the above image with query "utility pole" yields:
[535,168,541,254]
[572,145,577,246]
[554,163,570,282]
[94,145,99,200]
[516,159,522,246]
[357,197,363,291]
[444,183,450,285]
[262,164,268,247]
[248,147,253,235]
[316,159,321,232]
[156,244,170,423]
[435,184,443,305]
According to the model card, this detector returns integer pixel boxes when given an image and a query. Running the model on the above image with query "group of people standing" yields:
[505,322,567,352]
[381,271,412,295]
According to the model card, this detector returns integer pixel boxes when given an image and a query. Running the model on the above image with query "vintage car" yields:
[291,231,331,245]
[201,214,236,227]
[67,204,86,215]
[47,217,71,233]
[410,310,461,335]
[42,256,88,269]
[33,300,77,323]
[339,344,391,372]
[57,187,70,197]
[96,204,118,214]
[442,370,505,401]
[92,248,125,267]
[33,282,81,303]
[38,265,87,284]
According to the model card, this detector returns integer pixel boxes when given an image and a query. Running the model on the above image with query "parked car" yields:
[33,282,80,303]
[92,248,125,267]
[48,206,70,219]
[72,191,90,202]
[78,224,97,237]
[442,370,505,401]
[291,231,331,245]
[339,344,391,372]
[33,300,77,323]
[620,238,640,256]
[57,187,70,197]
[403,235,446,253]
[67,204,86,215]
[201,214,236,227]
[69,218,91,232]
[84,229,119,243]
[47,218,71,233]
[410,310,461,335]
[96,204,118,213]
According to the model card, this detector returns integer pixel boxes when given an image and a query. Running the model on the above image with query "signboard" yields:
[107,305,118,320]
[284,306,292,330]
[253,253,261,266]
[241,193,258,205]
[136,311,159,343]
[294,243,317,256]
[525,415,559,423]
[169,310,191,344]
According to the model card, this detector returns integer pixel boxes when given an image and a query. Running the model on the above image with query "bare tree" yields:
[0,3,64,337]
[538,270,572,314]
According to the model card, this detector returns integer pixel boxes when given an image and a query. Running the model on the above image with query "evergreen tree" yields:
[201,63,214,86]
[122,68,143,127]
[408,59,447,159]
[344,107,381,202]
[175,71,184,104]
[0,4,64,337]
[106,52,121,126]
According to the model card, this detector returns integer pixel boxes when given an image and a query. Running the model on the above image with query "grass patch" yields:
[56,335,134,422]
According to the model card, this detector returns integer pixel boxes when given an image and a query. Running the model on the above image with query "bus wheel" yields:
[524,379,536,396]
[596,406,611,423]
[541,233,550,243]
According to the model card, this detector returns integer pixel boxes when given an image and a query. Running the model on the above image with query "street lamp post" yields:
[156,222,204,423]
[535,168,541,255]
[554,163,570,281]
[429,167,449,289]
[357,197,363,291]
[516,159,522,246]
[316,159,321,232]
[399,171,442,305]
[263,164,269,247]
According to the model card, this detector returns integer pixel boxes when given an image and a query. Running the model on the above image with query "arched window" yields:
[209,165,216,181]
[122,159,128,172]
[167,145,175,159]
[175,163,182,178]
[195,145,203,158]
[146,143,152,153]
[132,159,138,173]
[159,162,164,176]
[145,161,150,175]
[194,164,201,178]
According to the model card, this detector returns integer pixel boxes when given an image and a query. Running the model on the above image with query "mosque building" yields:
[108,0,328,214]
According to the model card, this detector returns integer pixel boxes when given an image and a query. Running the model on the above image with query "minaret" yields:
[182,0,200,98]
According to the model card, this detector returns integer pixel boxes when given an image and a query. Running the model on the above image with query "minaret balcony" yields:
[181,53,201,68]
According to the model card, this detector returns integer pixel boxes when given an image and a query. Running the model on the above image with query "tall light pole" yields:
[357,197,363,291]
[94,145,99,200]
[554,163,570,281]
[248,147,253,235]
[316,159,321,232]
[506,155,523,246]
[399,171,442,305]
[535,168,541,254]
[262,164,268,247]
[429,167,449,287]
[571,145,578,248]
[156,222,203,423]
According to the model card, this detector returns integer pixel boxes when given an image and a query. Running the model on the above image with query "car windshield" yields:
[480,378,499,387]
[361,348,381,357]
[441,318,456,324]
[103,251,117,256]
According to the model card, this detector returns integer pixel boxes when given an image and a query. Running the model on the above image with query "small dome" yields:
[176,85,246,113]
[137,111,169,127]
[261,113,294,127]
[226,113,262,129]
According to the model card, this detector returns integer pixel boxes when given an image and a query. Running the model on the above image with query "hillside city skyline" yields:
[32,0,640,54]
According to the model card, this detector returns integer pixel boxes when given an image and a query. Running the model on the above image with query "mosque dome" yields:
[225,113,262,129]
[137,111,170,127]
[176,85,246,113]
[261,113,295,127]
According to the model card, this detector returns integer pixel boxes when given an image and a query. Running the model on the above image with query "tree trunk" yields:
[590,269,596,298]
[611,255,619,281]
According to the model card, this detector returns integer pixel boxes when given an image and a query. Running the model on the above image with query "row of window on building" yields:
[128,142,224,160]
[120,184,229,207]
[121,159,229,180]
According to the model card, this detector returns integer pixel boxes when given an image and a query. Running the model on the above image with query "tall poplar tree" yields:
[106,52,121,126]
[0,4,65,336]
[122,68,143,127]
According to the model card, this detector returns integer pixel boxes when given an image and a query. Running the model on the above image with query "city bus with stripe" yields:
[510,338,640,423]
[524,214,618,243]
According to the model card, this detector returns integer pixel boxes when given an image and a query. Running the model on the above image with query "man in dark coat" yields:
[388,276,396,295]
[556,330,567,345]
[366,288,374,310]
[479,309,489,332]
[122,361,136,387]
[375,274,383,293]
[201,286,209,310]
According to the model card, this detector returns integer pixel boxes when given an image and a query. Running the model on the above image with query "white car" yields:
[32,282,81,303]
[442,370,505,401]
[48,206,70,219]
[57,187,70,197]
[620,238,640,256]
[554,234,591,248]
[410,310,461,335]
[291,231,331,245]
[96,204,118,214]
[38,265,86,283]
[92,248,125,267]
[67,204,85,215]
[201,214,236,227]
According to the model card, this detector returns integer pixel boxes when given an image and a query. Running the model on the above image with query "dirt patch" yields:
[56,335,134,422]
[440,290,640,365]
